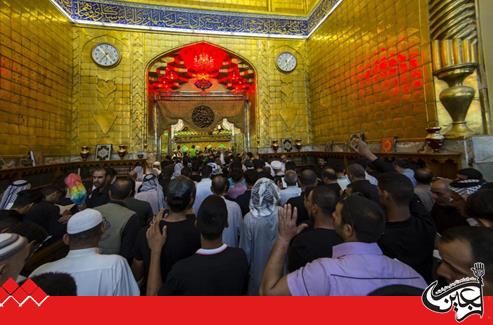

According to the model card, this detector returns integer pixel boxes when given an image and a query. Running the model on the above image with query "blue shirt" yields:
[287,242,427,296]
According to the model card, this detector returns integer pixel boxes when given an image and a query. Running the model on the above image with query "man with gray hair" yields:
[280,170,301,205]
[0,233,30,286]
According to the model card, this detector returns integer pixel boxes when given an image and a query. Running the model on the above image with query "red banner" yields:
[1,297,491,324]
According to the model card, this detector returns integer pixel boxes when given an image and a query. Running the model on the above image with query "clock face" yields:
[91,43,121,67]
[276,52,297,73]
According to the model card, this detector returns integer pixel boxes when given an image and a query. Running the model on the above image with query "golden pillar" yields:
[429,0,479,139]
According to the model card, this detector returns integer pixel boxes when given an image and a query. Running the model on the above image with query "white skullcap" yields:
[270,160,282,170]
[0,233,28,261]
[67,208,103,235]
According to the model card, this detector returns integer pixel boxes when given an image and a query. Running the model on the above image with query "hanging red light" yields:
[179,43,228,78]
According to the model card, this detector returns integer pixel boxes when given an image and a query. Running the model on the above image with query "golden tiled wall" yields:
[0,0,73,156]
[120,0,321,16]
[72,26,312,154]
[307,0,436,144]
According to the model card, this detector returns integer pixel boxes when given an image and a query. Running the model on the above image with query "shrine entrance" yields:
[147,42,256,158]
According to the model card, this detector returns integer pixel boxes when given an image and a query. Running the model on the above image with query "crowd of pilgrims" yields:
[0,138,492,296]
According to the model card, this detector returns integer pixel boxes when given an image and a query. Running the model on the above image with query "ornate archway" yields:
[146,42,256,158]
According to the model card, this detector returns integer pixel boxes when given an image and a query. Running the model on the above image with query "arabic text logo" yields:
[422,262,485,322]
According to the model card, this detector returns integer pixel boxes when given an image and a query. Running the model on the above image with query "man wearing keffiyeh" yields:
[240,178,280,295]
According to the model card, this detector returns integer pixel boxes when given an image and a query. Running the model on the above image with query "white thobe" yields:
[222,197,243,248]
[30,248,140,296]
[193,178,213,214]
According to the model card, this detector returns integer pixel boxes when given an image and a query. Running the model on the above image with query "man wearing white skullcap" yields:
[0,233,30,286]
[29,209,139,296]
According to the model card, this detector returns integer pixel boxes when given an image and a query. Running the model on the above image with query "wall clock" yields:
[91,43,121,68]
[276,52,297,73]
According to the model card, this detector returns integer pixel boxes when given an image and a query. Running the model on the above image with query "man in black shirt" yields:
[133,176,201,294]
[0,190,39,232]
[24,185,68,240]
[86,168,110,208]
[346,163,380,204]
[377,172,436,283]
[147,195,249,295]
[321,167,341,197]
[287,185,343,272]
[287,169,318,225]
[235,169,258,217]
[123,178,154,227]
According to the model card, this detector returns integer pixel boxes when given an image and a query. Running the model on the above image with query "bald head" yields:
[211,175,228,195]
[415,168,433,185]
[348,164,366,181]
[284,170,298,187]
[300,169,318,188]
[109,177,134,200]
[431,178,452,206]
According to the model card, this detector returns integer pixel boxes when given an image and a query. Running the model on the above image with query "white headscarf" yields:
[0,180,31,210]
[139,174,165,211]
[249,178,280,218]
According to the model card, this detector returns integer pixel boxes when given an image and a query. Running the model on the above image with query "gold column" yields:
[429,0,480,139]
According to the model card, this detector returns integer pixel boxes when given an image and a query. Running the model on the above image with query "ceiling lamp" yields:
[179,43,228,78]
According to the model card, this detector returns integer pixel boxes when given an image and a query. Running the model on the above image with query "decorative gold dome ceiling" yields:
[117,0,322,16]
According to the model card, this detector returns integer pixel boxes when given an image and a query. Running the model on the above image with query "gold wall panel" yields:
[307,0,436,144]
[0,0,73,156]
[118,0,321,16]
[477,0,493,134]
[72,26,312,153]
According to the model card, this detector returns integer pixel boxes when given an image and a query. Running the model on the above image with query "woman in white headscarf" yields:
[135,174,165,215]
[0,180,31,210]
[240,178,280,295]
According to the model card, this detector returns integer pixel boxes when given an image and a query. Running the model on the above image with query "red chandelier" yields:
[148,43,255,95]
[179,43,228,78]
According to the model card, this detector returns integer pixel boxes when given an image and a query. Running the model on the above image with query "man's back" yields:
[287,242,426,296]
[288,228,343,272]
[286,195,309,225]
[124,197,153,227]
[280,186,301,206]
[134,190,159,215]
[193,178,212,214]
[378,215,436,283]
[24,200,58,233]
[158,246,248,296]
[94,203,135,256]
[235,190,251,216]
[30,248,139,296]
[222,198,242,247]
[134,216,201,283]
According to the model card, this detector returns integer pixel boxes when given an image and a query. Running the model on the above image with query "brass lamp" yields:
[429,0,479,139]
[117,144,127,160]
[271,140,279,153]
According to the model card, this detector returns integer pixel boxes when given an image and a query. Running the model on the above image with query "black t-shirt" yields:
[378,214,436,283]
[287,228,343,272]
[321,183,342,197]
[287,194,309,225]
[24,200,56,232]
[431,204,469,234]
[158,246,249,296]
[349,180,380,204]
[134,215,201,283]
[86,187,110,208]
[235,190,251,217]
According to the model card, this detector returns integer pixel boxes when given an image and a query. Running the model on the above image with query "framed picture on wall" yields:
[282,138,293,152]
[96,144,112,160]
